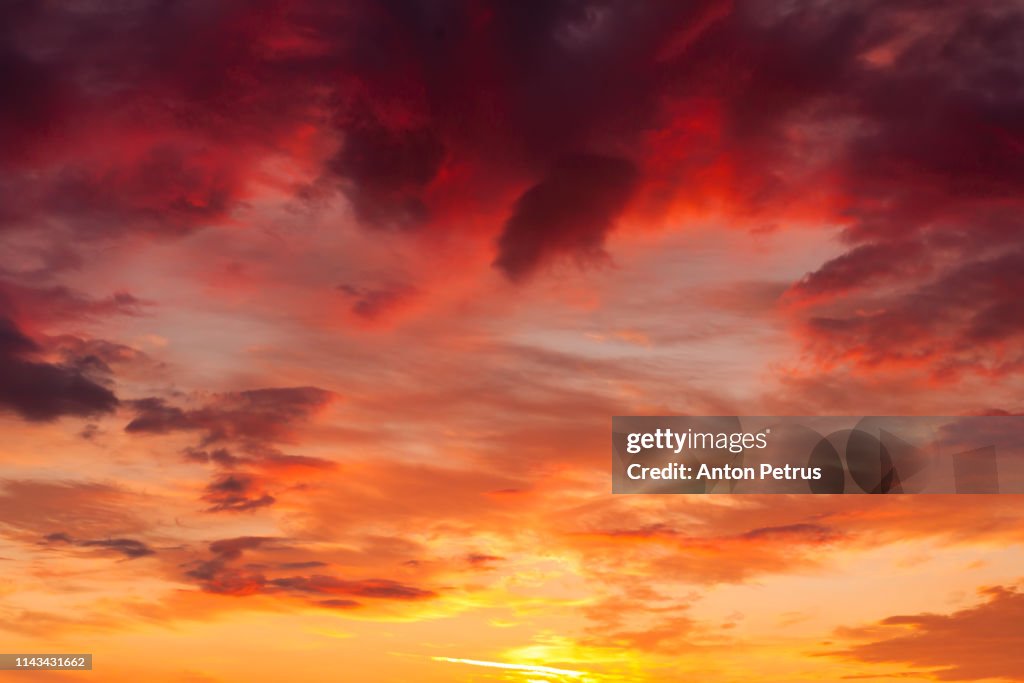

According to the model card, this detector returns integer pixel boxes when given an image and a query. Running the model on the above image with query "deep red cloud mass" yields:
[2,5,1019,272]
[1,1,1019,384]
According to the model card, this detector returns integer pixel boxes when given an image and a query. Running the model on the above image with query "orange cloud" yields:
[832,583,1024,681]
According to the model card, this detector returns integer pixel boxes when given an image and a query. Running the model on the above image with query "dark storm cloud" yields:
[0,317,118,421]
[494,154,638,280]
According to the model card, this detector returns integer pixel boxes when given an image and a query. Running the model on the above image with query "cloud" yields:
[316,599,360,610]
[0,480,147,539]
[789,241,931,302]
[3,0,1019,313]
[49,335,165,382]
[831,584,1024,681]
[43,532,155,559]
[557,494,1024,594]
[125,387,334,445]
[569,519,845,583]
[327,117,445,230]
[267,575,434,600]
[769,2,1024,380]
[183,446,334,475]
[120,386,338,516]
[739,522,839,543]
[201,474,276,513]
[494,154,638,280]
[337,282,418,321]
[465,553,504,568]
[0,1,302,237]
[0,280,146,324]
[0,316,118,421]
[182,536,436,606]
[126,388,336,512]
[800,249,1024,378]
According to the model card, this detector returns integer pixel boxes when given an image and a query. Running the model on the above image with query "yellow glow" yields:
[433,656,587,678]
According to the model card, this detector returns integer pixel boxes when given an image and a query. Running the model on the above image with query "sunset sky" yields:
[2,1,1024,681]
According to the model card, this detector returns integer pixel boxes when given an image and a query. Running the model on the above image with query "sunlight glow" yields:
[433,656,588,678]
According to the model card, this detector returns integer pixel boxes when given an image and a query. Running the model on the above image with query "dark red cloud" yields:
[0,282,150,419]
[774,3,1024,379]
[0,317,118,421]
[327,117,446,230]
[802,249,1024,378]
[0,3,70,166]
[0,2,835,246]
[494,154,638,280]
